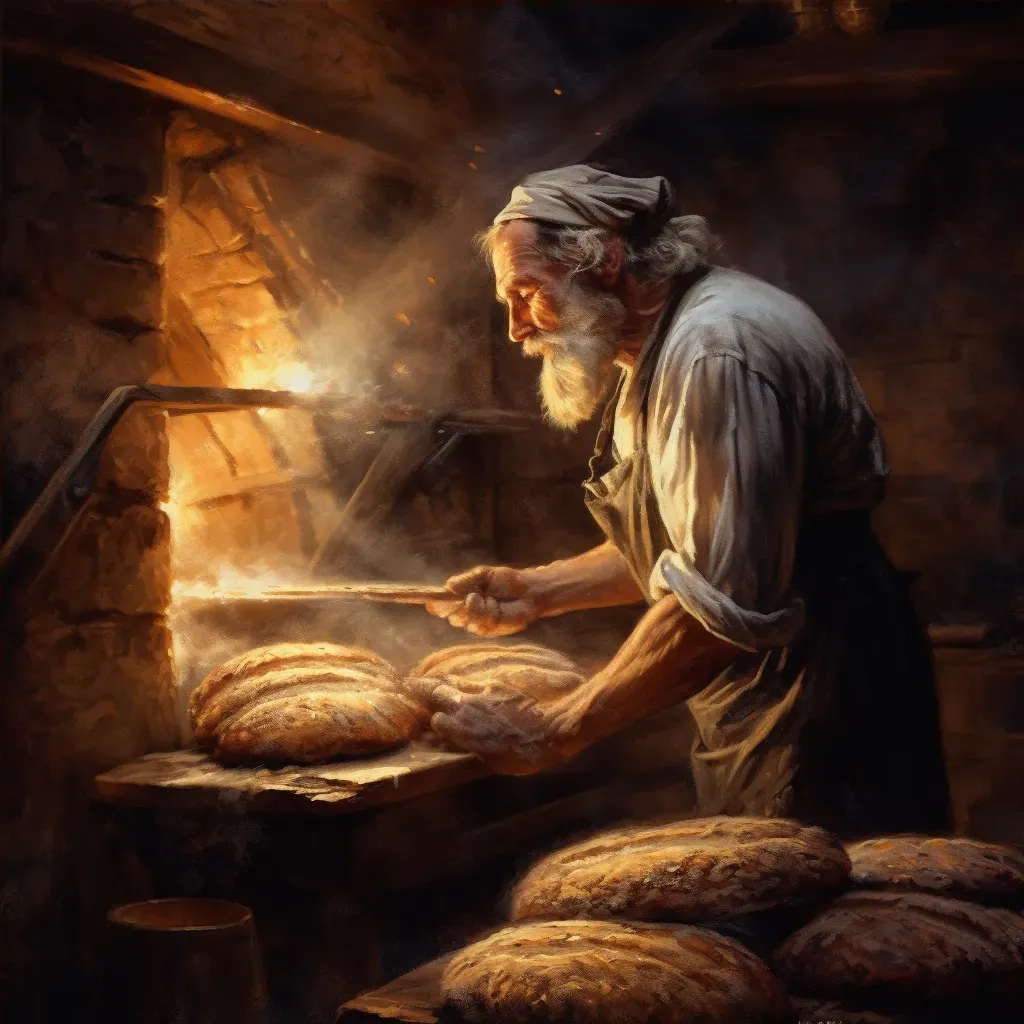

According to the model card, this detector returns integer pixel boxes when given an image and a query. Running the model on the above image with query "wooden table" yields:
[93,742,486,816]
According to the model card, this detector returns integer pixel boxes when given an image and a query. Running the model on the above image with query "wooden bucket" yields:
[99,898,269,1024]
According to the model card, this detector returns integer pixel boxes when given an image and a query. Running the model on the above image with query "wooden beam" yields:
[4,36,414,178]
[696,17,1024,107]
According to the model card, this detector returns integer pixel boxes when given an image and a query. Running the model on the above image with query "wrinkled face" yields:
[492,221,625,430]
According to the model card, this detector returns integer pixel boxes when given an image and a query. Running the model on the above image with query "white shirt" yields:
[611,266,888,651]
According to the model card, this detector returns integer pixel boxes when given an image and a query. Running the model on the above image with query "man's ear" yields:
[596,234,624,286]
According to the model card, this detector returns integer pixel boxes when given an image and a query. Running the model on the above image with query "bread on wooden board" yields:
[441,918,792,1024]
[845,834,1024,906]
[511,815,851,923]
[774,890,1024,1004]
[188,643,425,764]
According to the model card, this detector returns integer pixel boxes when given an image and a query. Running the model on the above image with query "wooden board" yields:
[176,581,455,605]
[94,742,484,816]
[337,954,453,1024]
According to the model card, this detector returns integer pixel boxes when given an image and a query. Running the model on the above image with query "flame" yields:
[171,566,292,602]
[233,358,319,393]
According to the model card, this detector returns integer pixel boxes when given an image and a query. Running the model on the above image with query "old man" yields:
[419,165,950,838]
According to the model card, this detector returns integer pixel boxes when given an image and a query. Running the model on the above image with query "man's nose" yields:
[509,315,536,344]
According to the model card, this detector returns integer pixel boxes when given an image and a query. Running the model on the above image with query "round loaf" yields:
[409,642,584,699]
[846,834,1024,906]
[440,919,791,1024]
[188,643,426,764]
[773,890,1024,1003]
[511,816,851,923]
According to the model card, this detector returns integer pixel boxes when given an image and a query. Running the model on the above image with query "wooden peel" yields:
[175,581,457,606]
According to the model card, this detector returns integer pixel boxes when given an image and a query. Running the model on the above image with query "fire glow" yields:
[234,358,319,393]
[171,572,291,603]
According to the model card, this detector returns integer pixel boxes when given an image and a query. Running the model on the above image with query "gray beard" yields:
[528,282,626,431]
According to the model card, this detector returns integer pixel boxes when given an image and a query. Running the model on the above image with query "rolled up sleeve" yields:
[647,351,805,651]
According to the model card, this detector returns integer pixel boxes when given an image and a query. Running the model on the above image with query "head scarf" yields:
[493,164,676,239]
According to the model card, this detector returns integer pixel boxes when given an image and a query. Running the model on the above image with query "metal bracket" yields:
[0,383,538,596]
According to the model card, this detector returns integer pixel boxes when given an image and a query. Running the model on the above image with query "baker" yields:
[418,164,951,838]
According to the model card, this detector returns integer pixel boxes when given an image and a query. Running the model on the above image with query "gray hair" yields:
[477,215,718,285]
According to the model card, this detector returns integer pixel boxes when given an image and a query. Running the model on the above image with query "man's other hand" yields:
[405,675,583,775]
[425,565,541,637]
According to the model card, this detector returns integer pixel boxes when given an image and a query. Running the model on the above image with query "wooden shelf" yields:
[697,17,1024,107]
[93,743,485,817]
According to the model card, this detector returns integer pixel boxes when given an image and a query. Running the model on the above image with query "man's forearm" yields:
[523,541,645,618]
[559,594,739,749]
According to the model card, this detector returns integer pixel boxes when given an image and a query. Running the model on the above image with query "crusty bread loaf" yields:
[192,661,401,747]
[441,919,791,1024]
[215,687,426,763]
[190,643,391,725]
[409,642,584,699]
[511,816,850,923]
[188,643,426,764]
[773,891,1024,1004]
[846,834,1024,906]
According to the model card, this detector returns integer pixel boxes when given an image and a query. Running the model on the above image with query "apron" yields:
[583,272,951,838]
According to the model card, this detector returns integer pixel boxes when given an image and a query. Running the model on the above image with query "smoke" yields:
[161,5,730,700]
[241,2,710,410]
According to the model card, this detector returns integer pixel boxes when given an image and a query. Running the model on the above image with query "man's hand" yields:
[425,565,542,637]
[425,545,644,636]
[406,675,584,775]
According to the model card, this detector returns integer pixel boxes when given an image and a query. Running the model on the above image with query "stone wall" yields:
[2,58,177,770]
[1,59,175,1021]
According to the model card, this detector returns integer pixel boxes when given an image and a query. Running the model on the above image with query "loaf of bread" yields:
[441,919,791,1024]
[846,834,1024,906]
[188,643,427,764]
[511,816,851,923]
[409,642,585,699]
[774,890,1024,1004]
